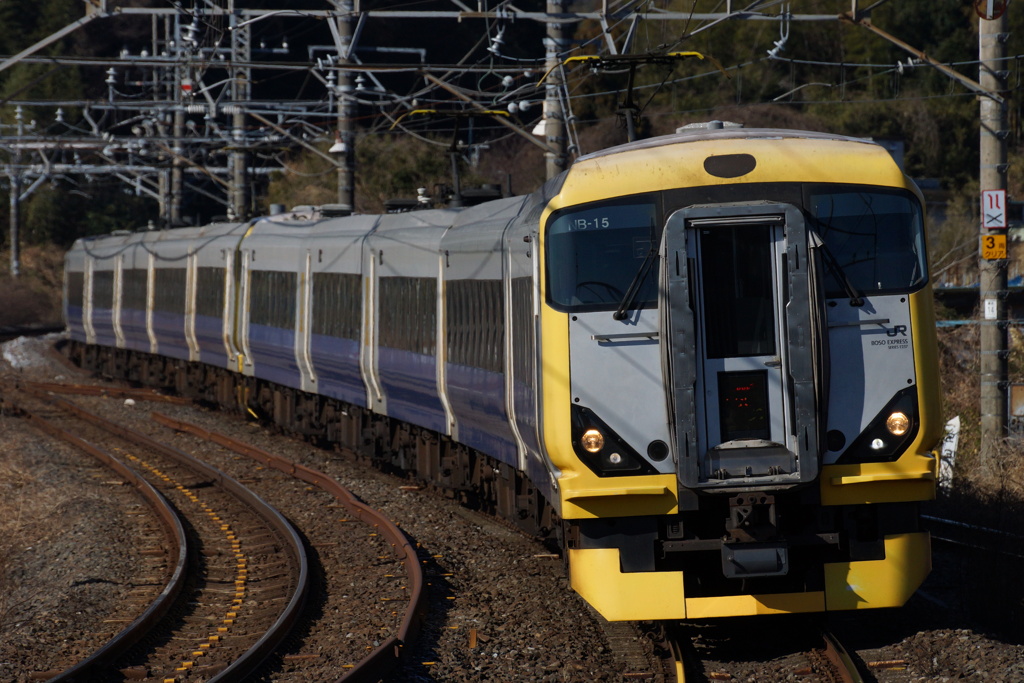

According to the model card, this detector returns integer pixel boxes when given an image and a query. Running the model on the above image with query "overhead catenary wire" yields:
[2,0,1017,232]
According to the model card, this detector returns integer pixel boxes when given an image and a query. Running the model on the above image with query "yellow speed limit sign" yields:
[982,233,1007,260]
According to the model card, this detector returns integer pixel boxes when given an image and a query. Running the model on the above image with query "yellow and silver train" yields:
[65,123,942,622]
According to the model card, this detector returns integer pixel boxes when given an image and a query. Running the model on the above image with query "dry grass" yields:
[936,319,1024,497]
[0,244,64,327]
[933,319,1024,632]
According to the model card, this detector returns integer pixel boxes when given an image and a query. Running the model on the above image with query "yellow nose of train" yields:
[538,126,940,620]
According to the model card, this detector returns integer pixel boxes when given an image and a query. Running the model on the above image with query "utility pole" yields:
[334,0,355,211]
[544,0,570,180]
[229,11,251,221]
[978,5,1009,475]
[9,106,23,278]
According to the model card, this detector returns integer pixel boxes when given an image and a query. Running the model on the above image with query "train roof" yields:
[576,126,879,163]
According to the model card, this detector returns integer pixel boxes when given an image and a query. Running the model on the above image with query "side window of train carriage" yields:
[546,197,661,311]
[806,186,927,297]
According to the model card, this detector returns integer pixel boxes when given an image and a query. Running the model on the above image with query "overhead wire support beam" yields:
[32,3,840,23]
[841,13,1005,104]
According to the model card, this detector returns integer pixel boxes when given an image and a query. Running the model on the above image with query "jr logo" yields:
[887,325,908,338]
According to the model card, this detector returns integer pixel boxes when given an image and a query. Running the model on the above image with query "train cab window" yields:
[807,188,926,297]
[546,199,659,312]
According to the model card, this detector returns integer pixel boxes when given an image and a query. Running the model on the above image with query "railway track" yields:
[924,513,1024,558]
[669,618,864,682]
[7,379,428,681]
[147,409,427,680]
[10,383,309,681]
[16,393,190,681]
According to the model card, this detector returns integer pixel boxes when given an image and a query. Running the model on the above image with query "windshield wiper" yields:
[812,232,864,307]
[613,243,658,321]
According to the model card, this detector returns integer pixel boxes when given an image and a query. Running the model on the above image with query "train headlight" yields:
[886,411,910,436]
[581,429,605,453]
[836,387,919,464]
[570,405,658,477]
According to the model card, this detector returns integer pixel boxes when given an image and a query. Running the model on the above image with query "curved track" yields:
[151,411,428,682]
[16,400,189,681]
[12,383,310,681]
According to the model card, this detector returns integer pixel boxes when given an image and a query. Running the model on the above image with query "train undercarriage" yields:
[67,339,559,543]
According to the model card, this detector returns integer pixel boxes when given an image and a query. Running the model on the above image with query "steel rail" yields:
[665,624,689,682]
[21,386,310,682]
[150,411,428,683]
[21,380,190,404]
[8,399,189,683]
[821,630,864,683]
[924,514,1024,560]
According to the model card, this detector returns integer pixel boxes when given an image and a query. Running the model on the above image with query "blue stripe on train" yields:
[92,308,117,347]
[195,315,229,369]
[66,306,86,343]
[446,363,517,465]
[248,323,302,389]
[377,347,446,433]
[310,334,365,407]
[120,308,150,352]
[512,378,540,455]
[151,310,190,361]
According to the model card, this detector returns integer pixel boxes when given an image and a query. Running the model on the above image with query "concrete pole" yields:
[9,106,23,278]
[544,0,570,180]
[230,14,250,220]
[336,2,355,211]
[170,107,184,226]
[158,16,170,227]
[9,173,20,278]
[231,107,247,220]
[979,10,1008,475]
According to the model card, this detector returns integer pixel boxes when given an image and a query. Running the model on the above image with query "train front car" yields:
[539,127,942,621]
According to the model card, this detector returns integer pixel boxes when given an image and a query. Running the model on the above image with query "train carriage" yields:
[364,210,454,434]
[441,196,529,467]
[189,222,250,371]
[237,220,309,389]
[117,236,152,355]
[305,213,380,408]
[64,125,942,623]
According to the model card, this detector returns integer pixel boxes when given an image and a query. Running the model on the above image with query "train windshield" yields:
[546,200,659,312]
[807,187,926,297]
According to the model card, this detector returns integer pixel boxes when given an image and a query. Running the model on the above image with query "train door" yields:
[184,252,200,361]
[295,250,318,392]
[694,217,786,462]
[83,255,96,345]
[146,252,157,354]
[234,249,255,373]
[665,203,821,490]
[113,254,125,348]
[360,242,386,412]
